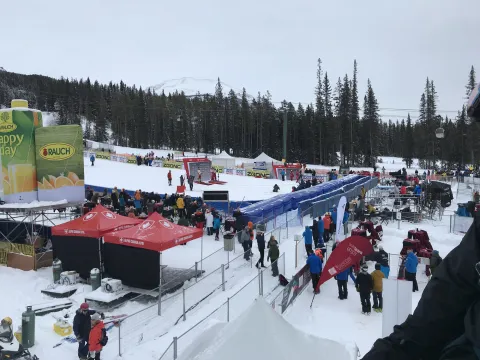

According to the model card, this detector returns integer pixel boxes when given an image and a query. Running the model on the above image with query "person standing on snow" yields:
[371,263,385,313]
[323,213,331,243]
[355,264,373,314]
[180,175,185,187]
[429,249,442,276]
[377,245,390,278]
[176,195,185,218]
[335,267,349,300]
[88,313,106,360]
[405,248,419,292]
[73,303,104,360]
[268,238,280,277]
[280,169,286,181]
[307,251,322,294]
[197,169,202,182]
[302,226,313,254]
[167,170,172,186]
[213,215,221,241]
[255,231,266,268]
[90,154,95,166]
[240,227,250,260]
[188,175,194,191]
[311,219,320,248]
[205,210,213,236]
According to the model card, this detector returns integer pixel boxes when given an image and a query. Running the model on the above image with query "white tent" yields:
[177,299,356,360]
[212,151,235,168]
[254,152,282,164]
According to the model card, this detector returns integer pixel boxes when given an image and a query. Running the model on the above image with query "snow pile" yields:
[0,199,68,209]
[177,298,355,360]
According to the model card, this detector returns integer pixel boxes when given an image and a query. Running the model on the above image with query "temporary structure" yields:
[51,204,142,279]
[176,298,356,360]
[102,212,203,289]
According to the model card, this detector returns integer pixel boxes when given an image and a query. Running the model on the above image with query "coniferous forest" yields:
[0,60,477,168]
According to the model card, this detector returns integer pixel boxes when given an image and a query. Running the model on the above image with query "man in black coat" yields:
[355,264,373,314]
[362,213,480,360]
[255,231,266,268]
[73,303,103,360]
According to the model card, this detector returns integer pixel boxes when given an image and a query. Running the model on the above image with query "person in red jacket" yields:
[88,313,105,360]
[167,170,172,186]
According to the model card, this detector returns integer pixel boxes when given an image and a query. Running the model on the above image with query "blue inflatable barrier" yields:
[239,174,365,224]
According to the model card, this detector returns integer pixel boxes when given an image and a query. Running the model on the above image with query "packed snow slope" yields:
[85,159,296,201]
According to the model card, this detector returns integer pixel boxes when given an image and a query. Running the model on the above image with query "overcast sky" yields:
[2,0,478,121]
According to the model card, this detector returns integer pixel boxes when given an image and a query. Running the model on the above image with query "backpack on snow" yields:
[99,328,108,346]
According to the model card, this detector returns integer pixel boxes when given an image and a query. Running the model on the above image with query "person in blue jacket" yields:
[335,267,350,300]
[414,184,422,196]
[280,169,286,181]
[213,216,221,241]
[303,226,313,254]
[90,154,95,166]
[330,206,337,233]
[307,251,322,294]
[404,248,419,292]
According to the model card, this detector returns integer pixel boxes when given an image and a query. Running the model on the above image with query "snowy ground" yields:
[0,148,469,360]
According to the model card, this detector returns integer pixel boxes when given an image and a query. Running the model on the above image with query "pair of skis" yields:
[52,314,127,348]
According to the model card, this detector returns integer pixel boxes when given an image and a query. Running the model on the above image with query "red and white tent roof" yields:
[103,212,203,252]
[52,204,142,238]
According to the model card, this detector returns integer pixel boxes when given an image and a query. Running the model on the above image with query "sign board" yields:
[35,125,85,202]
[396,211,401,220]
[253,161,267,170]
[203,190,229,202]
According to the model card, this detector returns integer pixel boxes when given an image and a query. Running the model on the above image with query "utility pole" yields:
[282,110,288,162]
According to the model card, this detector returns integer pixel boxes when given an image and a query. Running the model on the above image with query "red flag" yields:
[315,235,373,292]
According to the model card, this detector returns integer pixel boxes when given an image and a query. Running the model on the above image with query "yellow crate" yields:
[54,321,73,337]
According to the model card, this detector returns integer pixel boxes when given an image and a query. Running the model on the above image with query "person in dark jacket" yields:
[268,238,280,277]
[240,227,250,260]
[180,175,184,187]
[73,303,103,360]
[335,268,349,300]
[362,214,480,360]
[307,251,322,294]
[377,245,390,278]
[90,154,95,166]
[355,264,373,314]
[429,249,442,276]
[311,219,320,248]
[255,231,266,268]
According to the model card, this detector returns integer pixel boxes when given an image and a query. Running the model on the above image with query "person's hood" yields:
[305,226,310,231]
[432,250,439,254]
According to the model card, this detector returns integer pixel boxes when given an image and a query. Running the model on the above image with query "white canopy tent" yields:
[177,299,356,360]
[212,151,236,168]
[254,152,282,164]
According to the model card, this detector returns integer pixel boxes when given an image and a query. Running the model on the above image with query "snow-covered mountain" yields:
[148,77,254,100]
[0,67,5,72]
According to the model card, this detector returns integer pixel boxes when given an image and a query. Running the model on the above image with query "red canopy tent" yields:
[52,204,142,238]
[102,212,204,298]
[103,212,203,251]
[51,204,142,279]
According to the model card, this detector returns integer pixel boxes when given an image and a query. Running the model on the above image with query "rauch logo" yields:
[0,112,17,133]
[39,143,76,161]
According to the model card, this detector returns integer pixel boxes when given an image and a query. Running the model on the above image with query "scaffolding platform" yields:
[84,266,204,307]
[41,283,82,298]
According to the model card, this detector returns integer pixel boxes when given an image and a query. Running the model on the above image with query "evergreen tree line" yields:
[0,62,477,168]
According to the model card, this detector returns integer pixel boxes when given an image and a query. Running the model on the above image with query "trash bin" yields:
[224,233,235,252]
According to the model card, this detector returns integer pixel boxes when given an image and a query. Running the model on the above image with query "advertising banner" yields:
[253,161,267,170]
[111,154,128,163]
[0,105,42,203]
[335,196,347,242]
[247,169,270,178]
[316,235,373,292]
[35,125,85,202]
[280,264,311,313]
[225,168,234,175]
[152,160,163,167]
[235,168,246,176]
[94,151,111,160]
[163,160,182,169]
[212,165,224,173]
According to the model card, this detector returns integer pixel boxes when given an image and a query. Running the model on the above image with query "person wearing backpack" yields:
[88,313,107,360]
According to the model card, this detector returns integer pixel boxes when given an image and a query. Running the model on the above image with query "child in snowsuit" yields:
[355,264,373,314]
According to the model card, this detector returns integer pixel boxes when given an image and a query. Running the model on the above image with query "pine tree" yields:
[361,79,380,167]
[466,66,476,97]
[350,60,360,165]
[403,114,414,167]
[314,59,326,164]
